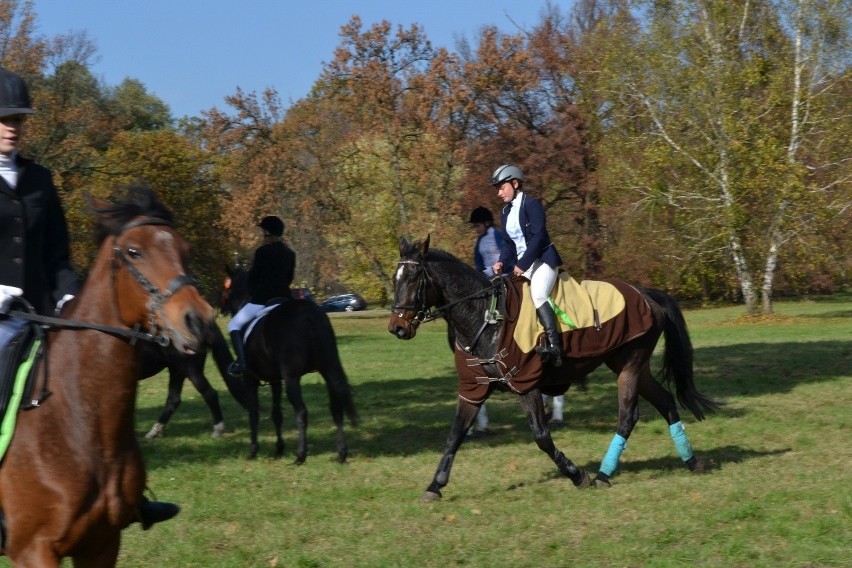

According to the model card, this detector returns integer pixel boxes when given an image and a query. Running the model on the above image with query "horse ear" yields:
[420,234,431,256]
[84,192,110,211]
[399,236,411,256]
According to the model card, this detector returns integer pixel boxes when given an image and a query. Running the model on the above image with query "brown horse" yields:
[389,237,721,501]
[0,186,214,566]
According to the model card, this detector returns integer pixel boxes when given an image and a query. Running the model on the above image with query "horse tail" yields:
[644,288,723,421]
[314,310,359,427]
[208,323,250,411]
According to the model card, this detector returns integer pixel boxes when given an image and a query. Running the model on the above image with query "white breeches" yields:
[523,260,558,308]
[227,302,265,332]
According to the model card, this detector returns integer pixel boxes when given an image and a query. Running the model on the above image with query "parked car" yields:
[320,293,367,313]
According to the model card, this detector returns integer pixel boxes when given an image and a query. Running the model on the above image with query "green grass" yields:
[29,299,852,567]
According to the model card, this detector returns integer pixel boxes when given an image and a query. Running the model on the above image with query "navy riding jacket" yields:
[498,192,562,272]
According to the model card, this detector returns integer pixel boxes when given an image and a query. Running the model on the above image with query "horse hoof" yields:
[145,423,165,439]
[421,491,442,502]
[293,457,306,466]
[687,455,706,473]
[211,422,225,438]
[573,470,592,489]
[593,477,613,489]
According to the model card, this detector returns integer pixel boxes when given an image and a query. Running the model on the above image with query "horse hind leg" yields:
[593,365,643,488]
[636,370,705,473]
[518,389,591,489]
[322,366,356,463]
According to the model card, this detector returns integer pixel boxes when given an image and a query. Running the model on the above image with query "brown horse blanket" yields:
[455,273,654,403]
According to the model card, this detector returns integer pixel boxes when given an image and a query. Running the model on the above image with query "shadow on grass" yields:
[138,339,846,471]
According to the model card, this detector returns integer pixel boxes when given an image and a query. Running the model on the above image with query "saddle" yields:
[0,324,43,462]
[455,273,654,403]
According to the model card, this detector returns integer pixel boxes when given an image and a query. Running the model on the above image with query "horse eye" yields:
[127,247,143,259]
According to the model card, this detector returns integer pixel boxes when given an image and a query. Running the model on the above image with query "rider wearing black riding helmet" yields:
[226,215,296,375]
[0,67,179,530]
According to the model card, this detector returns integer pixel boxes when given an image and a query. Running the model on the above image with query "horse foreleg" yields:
[246,382,261,459]
[283,377,308,464]
[422,398,480,502]
[7,543,63,568]
[70,535,121,567]
[636,370,704,473]
[519,389,590,489]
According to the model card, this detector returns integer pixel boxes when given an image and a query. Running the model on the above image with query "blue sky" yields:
[34,0,566,119]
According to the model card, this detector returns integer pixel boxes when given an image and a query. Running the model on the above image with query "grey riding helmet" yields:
[491,164,524,187]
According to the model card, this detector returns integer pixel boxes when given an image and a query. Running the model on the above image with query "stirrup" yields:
[228,361,245,375]
[537,345,563,367]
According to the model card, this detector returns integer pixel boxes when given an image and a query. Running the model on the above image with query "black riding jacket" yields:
[247,240,295,304]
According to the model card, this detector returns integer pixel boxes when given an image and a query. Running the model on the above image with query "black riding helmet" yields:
[469,206,494,224]
[258,215,284,236]
[0,67,35,117]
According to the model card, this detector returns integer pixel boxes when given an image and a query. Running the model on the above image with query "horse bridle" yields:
[111,217,198,346]
[391,259,434,325]
[391,258,502,328]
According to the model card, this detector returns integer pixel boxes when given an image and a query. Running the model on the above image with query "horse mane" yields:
[90,184,174,244]
[401,237,489,285]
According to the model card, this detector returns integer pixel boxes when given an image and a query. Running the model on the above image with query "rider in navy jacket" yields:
[491,164,565,367]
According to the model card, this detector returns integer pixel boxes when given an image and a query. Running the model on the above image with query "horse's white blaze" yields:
[395,264,406,282]
[154,229,175,246]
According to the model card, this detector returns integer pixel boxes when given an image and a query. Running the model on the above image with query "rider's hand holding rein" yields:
[0,284,23,314]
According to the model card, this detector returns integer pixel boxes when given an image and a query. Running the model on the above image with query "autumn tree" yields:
[85,130,227,299]
[453,21,596,277]
[590,0,850,312]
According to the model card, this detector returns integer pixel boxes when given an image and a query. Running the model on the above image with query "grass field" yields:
[41,297,851,566]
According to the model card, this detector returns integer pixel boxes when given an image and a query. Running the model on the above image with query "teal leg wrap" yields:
[599,433,627,476]
[669,421,694,462]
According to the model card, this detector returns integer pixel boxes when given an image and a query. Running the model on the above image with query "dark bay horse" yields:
[139,322,249,439]
[223,268,358,463]
[388,236,721,501]
[0,186,214,566]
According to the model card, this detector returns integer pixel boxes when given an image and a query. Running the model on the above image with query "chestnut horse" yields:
[389,237,721,501]
[0,186,214,566]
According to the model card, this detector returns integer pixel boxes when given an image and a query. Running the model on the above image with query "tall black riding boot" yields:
[228,330,247,375]
[137,496,180,530]
[536,304,563,367]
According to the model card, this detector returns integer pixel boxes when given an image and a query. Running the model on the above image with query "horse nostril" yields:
[184,311,208,340]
